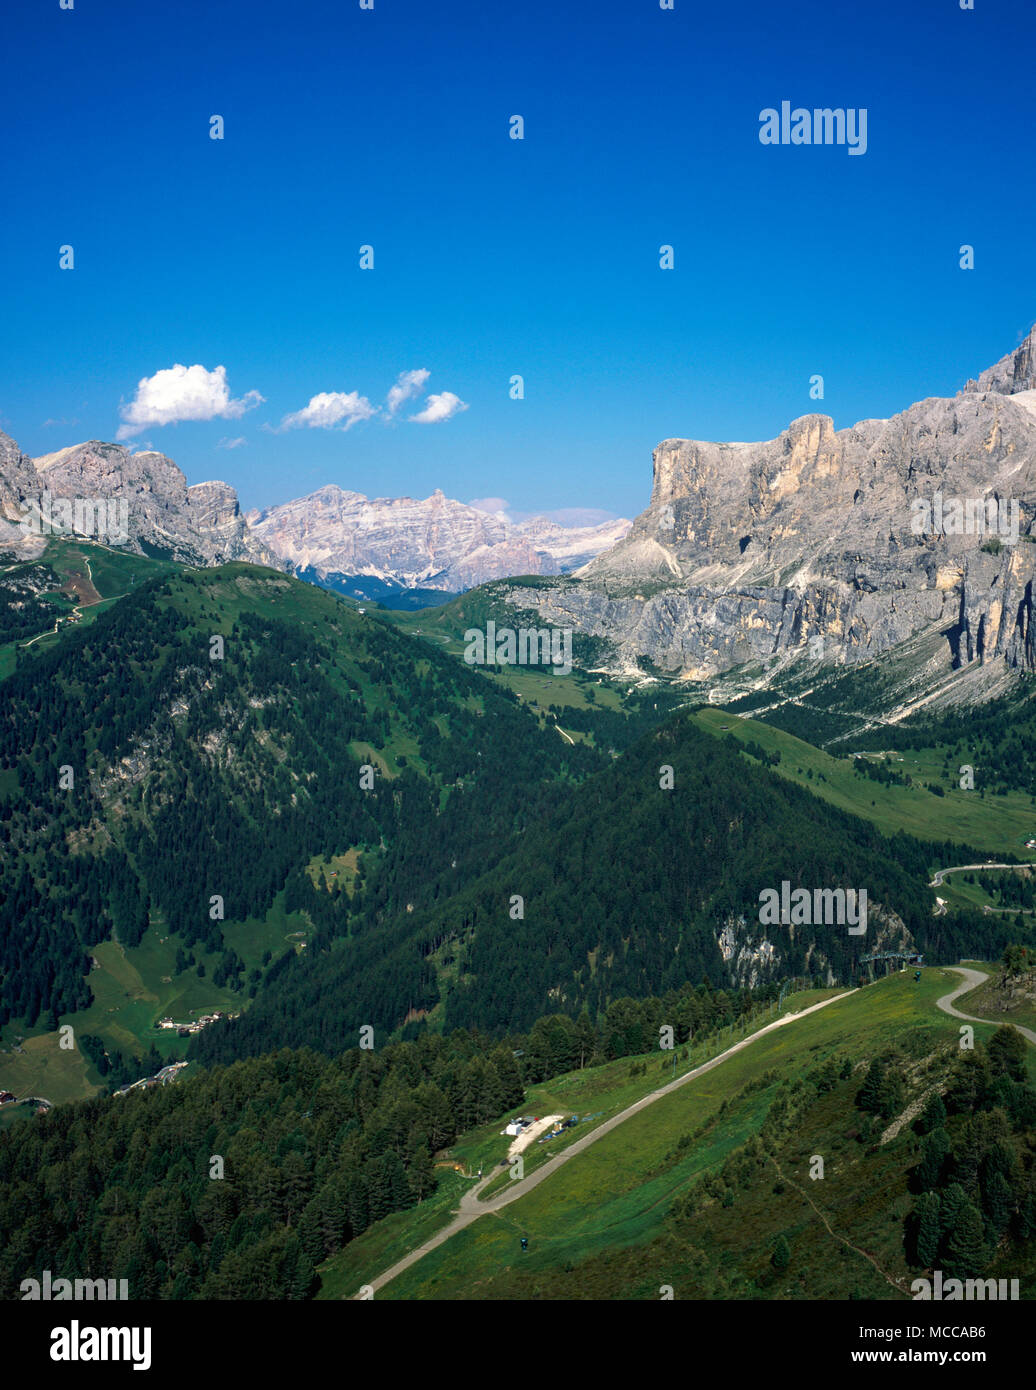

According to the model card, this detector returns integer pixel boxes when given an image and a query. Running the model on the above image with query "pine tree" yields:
[290,1251,317,1301]
[575,1008,597,1069]
[917,1091,947,1135]
[943,1201,987,1279]
[915,1191,941,1267]
[982,1170,1014,1237]
[917,1127,950,1191]
[857,1057,886,1114]
[405,1132,436,1203]
[938,1183,967,1239]
[987,1026,1027,1082]
[877,1067,905,1120]
[771,1235,791,1271]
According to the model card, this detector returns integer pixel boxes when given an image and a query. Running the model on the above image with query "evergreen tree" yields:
[987,1027,1027,1083]
[917,1128,950,1191]
[915,1191,941,1268]
[290,1251,317,1301]
[982,1170,1014,1237]
[876,1067,905,1121]
[917,1091,947,1135]
[943,1201,987,1279]
[857,1058,886,1114]
[938,1183,967,1239]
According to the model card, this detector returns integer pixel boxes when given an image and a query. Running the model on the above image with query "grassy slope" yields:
[349,970,1034,1301]
[0,540,176,679]
[385,606,627,743]
[691,706,1036,856]
[315,984,837,1298]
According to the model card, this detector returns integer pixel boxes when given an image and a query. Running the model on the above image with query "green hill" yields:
[359,971,1036,1301]
[0,559,599,1100]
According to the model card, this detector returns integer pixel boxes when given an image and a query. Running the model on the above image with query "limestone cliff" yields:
[492,328,1036,687]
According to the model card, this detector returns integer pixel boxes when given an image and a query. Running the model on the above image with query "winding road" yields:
[352,987,857,1297]
[929,862,1036,887]
[936,965,1036,1046]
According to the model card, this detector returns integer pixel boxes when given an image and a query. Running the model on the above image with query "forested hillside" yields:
[0,562,600,1032]
[841,686,1036,796]
[196,709,1013,1061]
[0,981,754,1300]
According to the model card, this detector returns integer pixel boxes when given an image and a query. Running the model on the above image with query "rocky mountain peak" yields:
[501,324,1036,690]
[249,487,630,592]
[0,430,279,568]
[963,324,1036,396]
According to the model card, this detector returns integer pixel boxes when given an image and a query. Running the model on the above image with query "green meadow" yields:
[691,706,1036,857]
[0,894,308,1103]
[366,970,1032,1300]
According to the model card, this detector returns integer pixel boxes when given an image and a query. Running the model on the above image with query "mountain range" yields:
[482,326,1036,705]
[0,436,279,568]
[6,327,1033,659]
[0,434,629,595]
[246,487,630,595]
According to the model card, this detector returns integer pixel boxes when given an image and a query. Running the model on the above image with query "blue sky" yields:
[1,0,1033,519]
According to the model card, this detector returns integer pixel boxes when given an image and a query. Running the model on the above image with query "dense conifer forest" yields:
[0,983,755,1300]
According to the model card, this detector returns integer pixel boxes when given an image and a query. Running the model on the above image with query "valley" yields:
[3,332,1036,1311]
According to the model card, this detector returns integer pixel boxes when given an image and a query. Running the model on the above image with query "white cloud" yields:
[117,364,263,439]
[386,368,430,416]
[469,497,510,517]
[278,391,377,432]
[217,436,247,450]
[410,391,469,424]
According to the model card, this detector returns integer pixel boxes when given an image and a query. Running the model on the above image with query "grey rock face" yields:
[248,485,630,591]
[962,324,1036,396]
[0,433,279,568]
[0,432,46,553]
[493,329,1036,683]
[185,479,280,567]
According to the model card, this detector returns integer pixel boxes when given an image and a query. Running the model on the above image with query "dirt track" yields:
[936,965,1036,1046]
[352,988,857,1298]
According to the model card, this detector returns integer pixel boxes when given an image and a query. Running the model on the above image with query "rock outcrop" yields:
[490,327,1036,684]
[962,324,1036,396]
[0,433,280,568]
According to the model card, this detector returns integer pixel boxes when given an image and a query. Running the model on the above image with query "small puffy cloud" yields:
[42,416,79,429]
[469,497,510,517]
[410,390,469,424]
[117,364,263,439]
[278,391,377,432]
[217,436,247,450]
[386,368,430,416]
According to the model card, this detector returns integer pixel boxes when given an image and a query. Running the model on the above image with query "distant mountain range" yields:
[0,434,629,598]
[4,325,1035,652]
[246,487,630,597]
